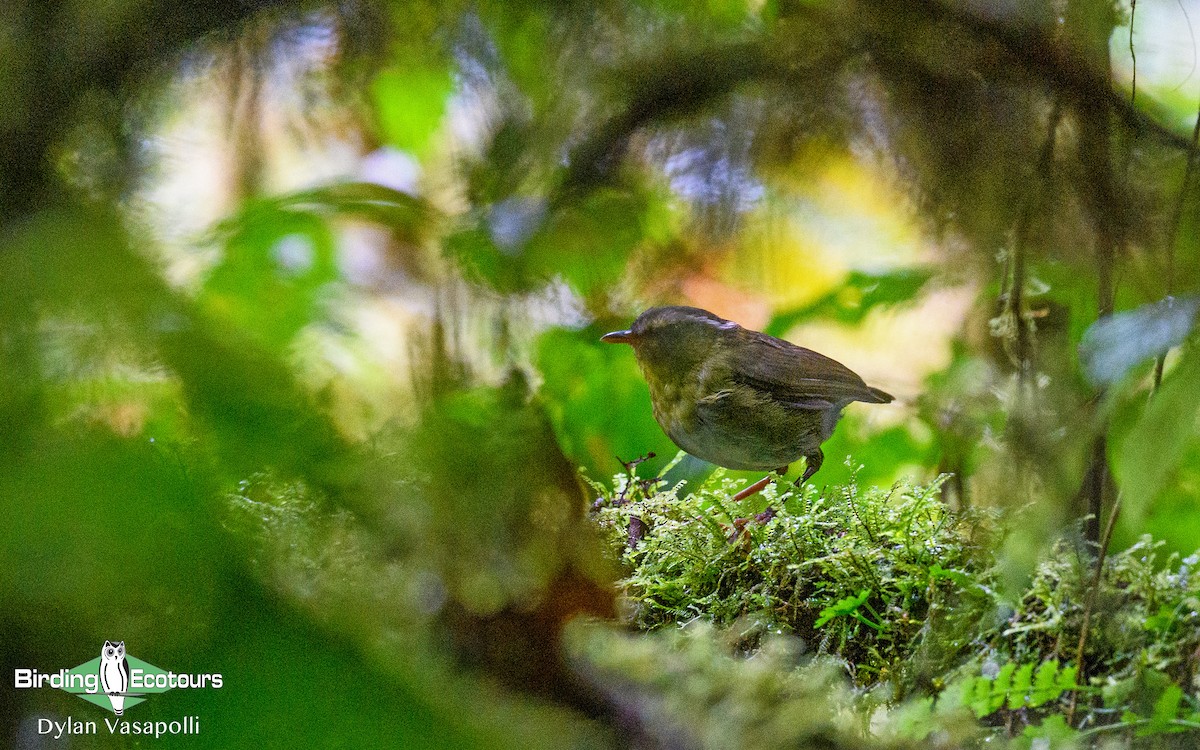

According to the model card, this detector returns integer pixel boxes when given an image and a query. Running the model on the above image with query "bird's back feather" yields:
[729,329,892,406]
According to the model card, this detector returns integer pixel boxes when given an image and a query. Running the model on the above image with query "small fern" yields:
[965,659,1079,718]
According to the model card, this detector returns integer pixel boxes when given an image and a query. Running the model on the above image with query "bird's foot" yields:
[754,506,776,523]
[794,450,824,486]
[727,505,777,541]
[627,516,648,548]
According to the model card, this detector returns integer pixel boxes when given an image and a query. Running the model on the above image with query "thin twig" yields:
[1010,102,1063,389]
[1073,27,1124,544]
[1128,1,1137,107]
[1067,492,1123,724]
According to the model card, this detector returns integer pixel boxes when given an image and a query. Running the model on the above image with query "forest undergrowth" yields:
[578,456,1200,749]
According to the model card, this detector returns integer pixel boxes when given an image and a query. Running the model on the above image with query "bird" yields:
[601,305,892,501]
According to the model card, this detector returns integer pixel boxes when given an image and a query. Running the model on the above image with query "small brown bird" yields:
[602,306,892,491]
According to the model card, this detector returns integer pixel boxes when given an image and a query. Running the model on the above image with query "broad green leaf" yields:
[1138,684,1185,736]
[1114,342,1200,526]
[450,189,655,297]
[526,189,647,296]
[446,223,528,293]
[536,326,679,479]
[174,579,532,750]
[280,181,432,241]
[204,202,339,349]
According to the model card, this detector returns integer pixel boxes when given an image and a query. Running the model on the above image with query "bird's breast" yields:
[642,360,833,471]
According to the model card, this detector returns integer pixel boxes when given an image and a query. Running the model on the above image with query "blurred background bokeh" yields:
[4,0,1200,746]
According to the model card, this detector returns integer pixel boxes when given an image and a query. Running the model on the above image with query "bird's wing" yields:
[730,330,891,407]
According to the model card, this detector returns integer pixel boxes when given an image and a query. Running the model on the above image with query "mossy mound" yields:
[583,459,1200,748]
[590,461,999,690]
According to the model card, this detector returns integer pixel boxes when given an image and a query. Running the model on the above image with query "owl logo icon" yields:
[98,641,130,716]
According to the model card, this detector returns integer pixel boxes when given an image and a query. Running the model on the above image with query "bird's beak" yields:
[601,329,635,344]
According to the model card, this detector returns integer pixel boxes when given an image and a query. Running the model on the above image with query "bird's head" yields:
[601,306,735,379]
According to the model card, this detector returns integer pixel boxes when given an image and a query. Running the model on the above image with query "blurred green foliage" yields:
[373,63,455,157]
[763,268,935,335]
[5,0,1200,746]
[567,619,981,750]
[537,325,680,479]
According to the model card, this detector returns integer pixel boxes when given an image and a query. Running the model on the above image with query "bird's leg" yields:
[796,449,824,485]
[731,464,789,504]
[750,465,790,522]
[730,474,774,503]
[737,455,822,535]
[729,466,789,539]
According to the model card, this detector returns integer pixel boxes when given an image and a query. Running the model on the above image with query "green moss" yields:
[590,456,999,691]
[970,537,1200,740]
[565,619,979,750]
[584,458,1200,747]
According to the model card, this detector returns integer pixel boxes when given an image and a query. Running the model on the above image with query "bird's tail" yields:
[866,386,894,404]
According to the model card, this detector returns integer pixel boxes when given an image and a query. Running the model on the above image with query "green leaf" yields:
[764,268,934,336]
[536,326,680,478]
[1007,662,1034,709]
[446,223,528,293]
[929,564,972,588]
[1139,684,1185,736]
[1021,714,1079,745]
[1029,659,1062,707]
[204,202,339,349]
[1056,664,1078,692]
[526,189,647,296]
[968,675,994,718]
[181,580,523,750]
[1102,674,1138,709]
[1143,604,1175,633]
[814,589,871,628]
[449,189,656,297]
[281,182,433,240]
[886,695,936,740]
[991,662,1016,714]
[1114,342,1200,527]
[372,63,454,156]
[481,10,553,107]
